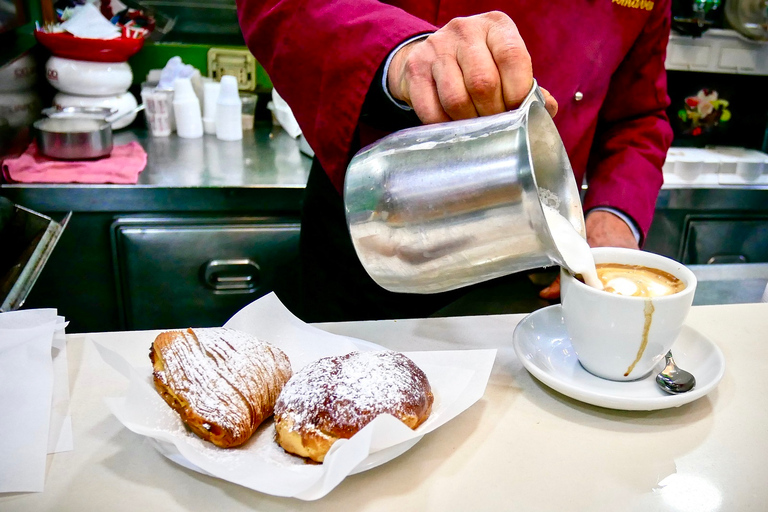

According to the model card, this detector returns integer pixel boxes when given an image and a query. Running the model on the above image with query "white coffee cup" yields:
[560,248,697,381]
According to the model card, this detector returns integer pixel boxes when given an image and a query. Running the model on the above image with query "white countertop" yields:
[3,303,767,511]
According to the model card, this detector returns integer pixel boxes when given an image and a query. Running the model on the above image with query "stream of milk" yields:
[542,206,602,289]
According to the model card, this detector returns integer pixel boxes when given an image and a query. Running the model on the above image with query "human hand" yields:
[584,210,640,250]
[387,11,558,124]
[538,211,640,300]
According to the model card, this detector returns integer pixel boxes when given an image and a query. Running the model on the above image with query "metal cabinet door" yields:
[112,216,300,330]
[682,216,768,264]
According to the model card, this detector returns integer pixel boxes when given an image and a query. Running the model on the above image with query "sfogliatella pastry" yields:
[149,327,292,448]
[274,351,433,462]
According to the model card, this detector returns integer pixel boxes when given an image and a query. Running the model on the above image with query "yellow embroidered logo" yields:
[612,0,654,10]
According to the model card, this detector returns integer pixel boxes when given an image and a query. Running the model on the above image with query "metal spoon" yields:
[656,351,696,394]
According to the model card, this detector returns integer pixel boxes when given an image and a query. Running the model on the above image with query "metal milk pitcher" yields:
[344,81,585,294]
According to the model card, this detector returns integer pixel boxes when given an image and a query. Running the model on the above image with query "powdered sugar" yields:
[275,351,432,437]
[152,327,292,446]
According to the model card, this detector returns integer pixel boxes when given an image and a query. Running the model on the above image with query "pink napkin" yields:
[2,141,147,184]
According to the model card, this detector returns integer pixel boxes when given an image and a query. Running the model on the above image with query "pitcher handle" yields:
[515,79,546,113]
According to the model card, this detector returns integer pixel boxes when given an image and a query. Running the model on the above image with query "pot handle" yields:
[106,104,145,126]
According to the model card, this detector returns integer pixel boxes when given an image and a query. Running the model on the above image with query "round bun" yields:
[274,351,433,462]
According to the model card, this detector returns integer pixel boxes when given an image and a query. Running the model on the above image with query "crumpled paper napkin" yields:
[0,309,72,493]
[60,3,121,40]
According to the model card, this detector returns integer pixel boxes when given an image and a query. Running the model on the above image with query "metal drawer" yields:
[112,216,300,330]
[682,216,768,264]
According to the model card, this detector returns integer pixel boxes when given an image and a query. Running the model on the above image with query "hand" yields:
[538,211,640,300]
[584,210,639,250]
[387,11,558,124]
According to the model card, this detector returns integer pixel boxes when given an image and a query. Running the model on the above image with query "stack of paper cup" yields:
[173,77,203,139]
[215,75,243,141]
[202,80,221,135]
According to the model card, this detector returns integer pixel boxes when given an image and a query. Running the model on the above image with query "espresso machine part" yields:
[672,0,723,36]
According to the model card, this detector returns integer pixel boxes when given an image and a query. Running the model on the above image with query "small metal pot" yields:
[34,115,113,160]
[34,105,144,160]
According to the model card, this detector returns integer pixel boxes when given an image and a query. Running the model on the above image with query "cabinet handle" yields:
[706,254,748,265]
[202,259,260,293]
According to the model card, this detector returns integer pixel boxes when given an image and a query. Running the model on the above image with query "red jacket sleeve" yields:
[236,0,437,192]
[583,0,673,242]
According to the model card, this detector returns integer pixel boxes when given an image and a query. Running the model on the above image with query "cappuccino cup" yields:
[560,248,697,381]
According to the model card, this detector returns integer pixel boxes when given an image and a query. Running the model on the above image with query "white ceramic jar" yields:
[0,53,37,93]
[0,90,42,127]
[46,56,133,96]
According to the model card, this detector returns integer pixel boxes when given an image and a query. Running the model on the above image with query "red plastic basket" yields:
[35,30,144,63]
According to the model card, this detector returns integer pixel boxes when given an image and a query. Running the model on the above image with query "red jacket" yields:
[237,0,673,238]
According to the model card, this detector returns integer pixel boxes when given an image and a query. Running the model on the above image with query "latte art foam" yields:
[596,263,685,297]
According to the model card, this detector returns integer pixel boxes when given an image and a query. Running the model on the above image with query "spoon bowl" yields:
[656,351,696,394]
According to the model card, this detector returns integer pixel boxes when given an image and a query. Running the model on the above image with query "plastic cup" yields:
[240,93,257,131]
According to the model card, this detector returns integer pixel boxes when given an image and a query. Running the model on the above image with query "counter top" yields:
[691,262,768,305]
[0,124,313,213]
[3,124,768,216]
[2,303,767,511]
[126,125,312,188]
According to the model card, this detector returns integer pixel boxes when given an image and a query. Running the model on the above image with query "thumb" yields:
[539,87,558,118]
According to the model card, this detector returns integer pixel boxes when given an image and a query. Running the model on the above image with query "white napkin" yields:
[268,89,303,138]
[98,293,496,500]
[0,309,72,493]
[60,3,121,40]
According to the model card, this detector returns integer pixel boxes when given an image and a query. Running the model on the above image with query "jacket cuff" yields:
[381,33,431,110]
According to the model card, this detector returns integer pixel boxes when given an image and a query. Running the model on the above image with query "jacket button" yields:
[574,91,584,101]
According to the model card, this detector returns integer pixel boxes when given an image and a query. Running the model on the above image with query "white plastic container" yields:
[141,86,174,137]
[215,75,242,141]
[173,77,203,139]
[708,146,768,183]
[202,80,221,135]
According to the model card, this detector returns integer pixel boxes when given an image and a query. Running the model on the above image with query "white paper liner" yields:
[95,293,496,500]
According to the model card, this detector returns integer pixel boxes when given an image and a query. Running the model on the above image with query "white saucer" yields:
[512,305,726,411]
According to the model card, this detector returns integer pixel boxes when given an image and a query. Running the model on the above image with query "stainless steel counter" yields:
[127,125,311,188]
[0,125,313,332]
[690,263,768,305]
[1,126,767,328]
[1,123,313,213]
[645,187,768,268]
